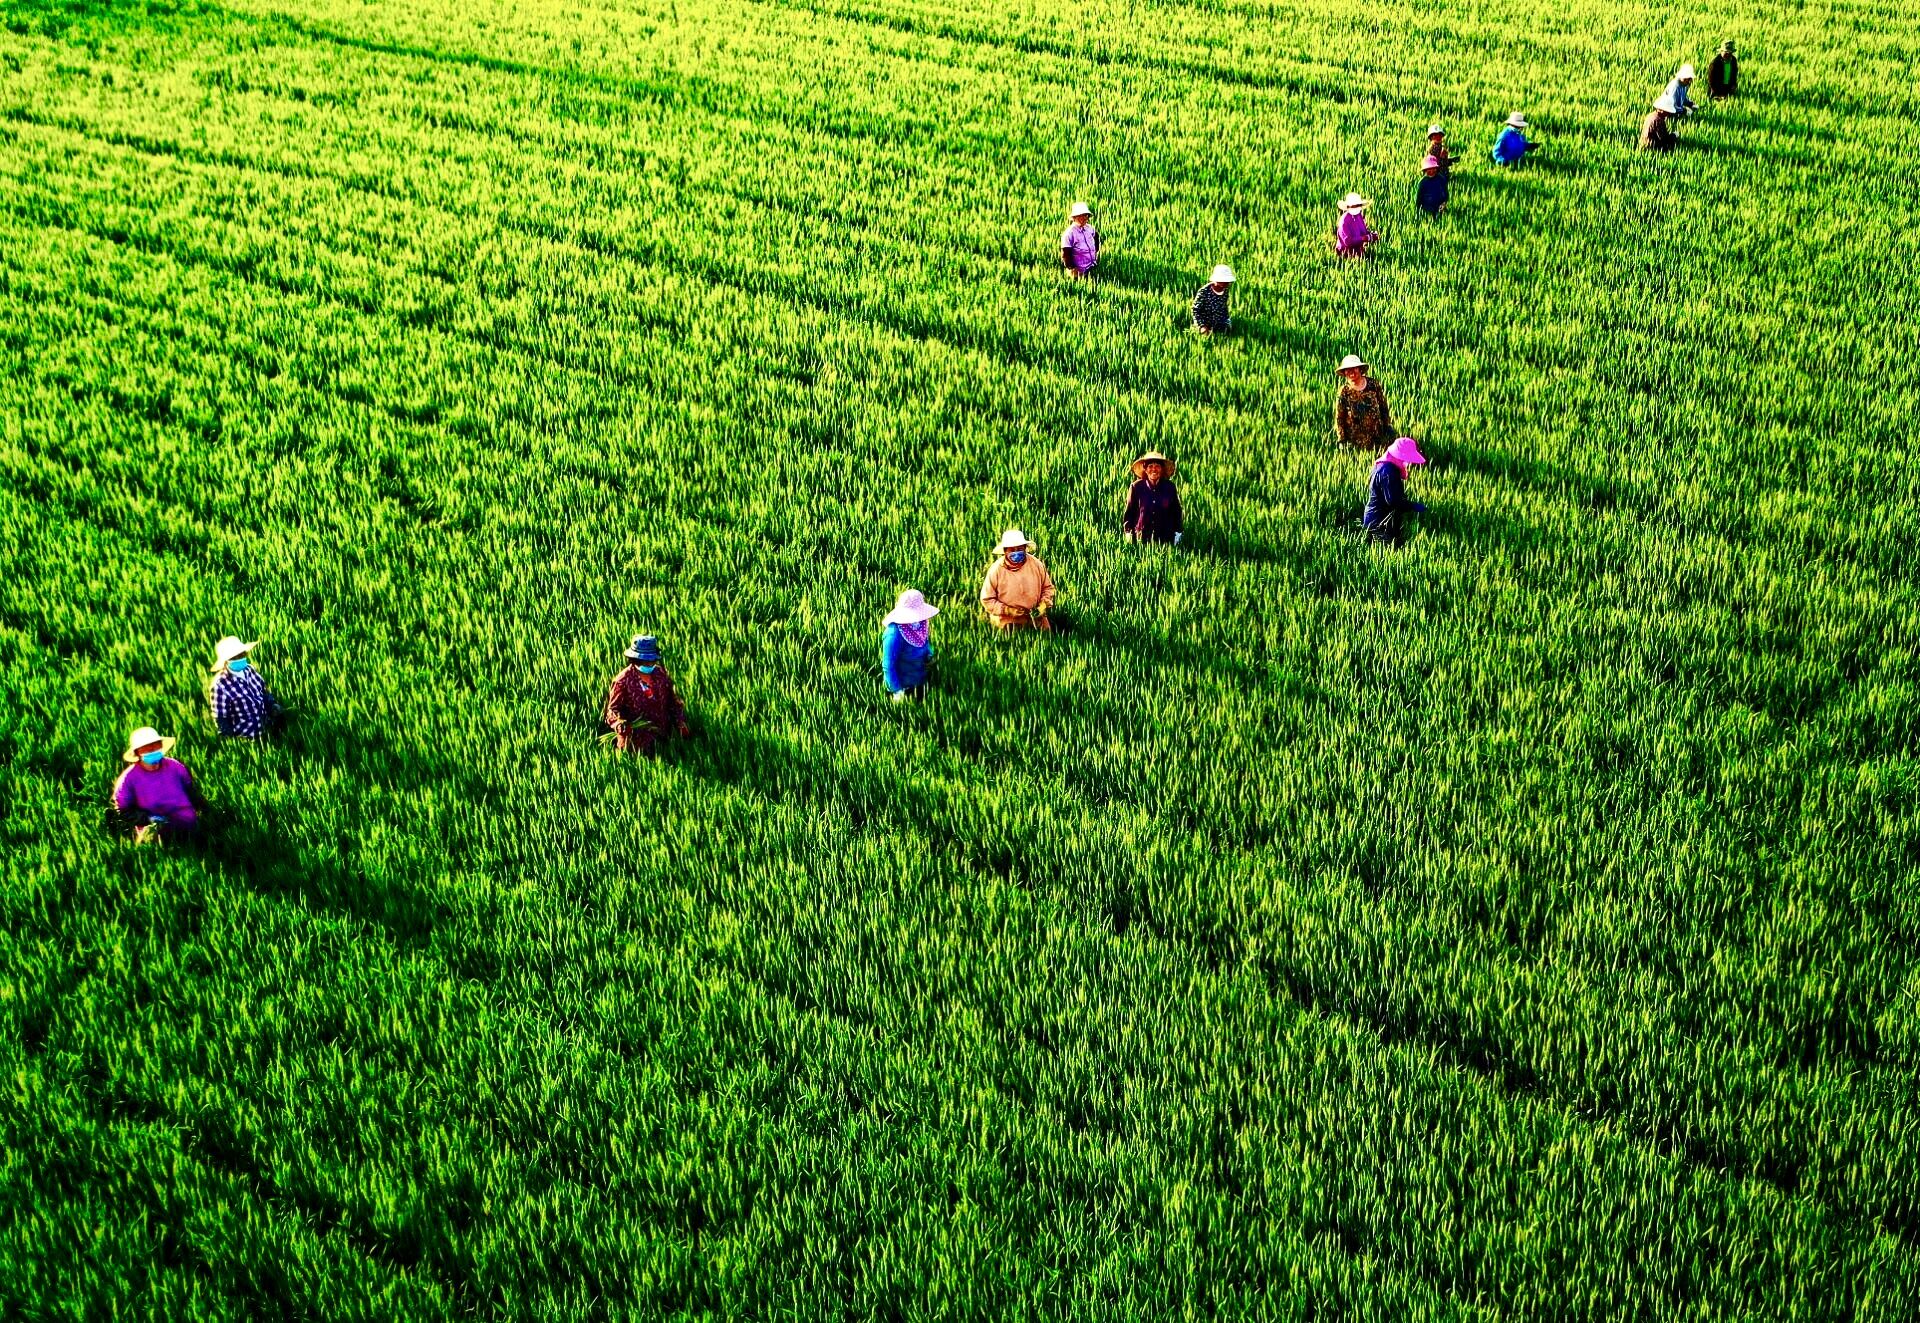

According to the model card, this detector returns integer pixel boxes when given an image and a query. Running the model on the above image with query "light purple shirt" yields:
[114,757,198,823]
[1335,211,1375,255]
[1061,222,1100,272]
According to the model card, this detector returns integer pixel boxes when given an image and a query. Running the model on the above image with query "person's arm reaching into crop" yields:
[1169,487,1184,542]
[980,563,1003,620]
[1122,483,1142,538]
[881,625,905,694]
[1335,390,1353,447]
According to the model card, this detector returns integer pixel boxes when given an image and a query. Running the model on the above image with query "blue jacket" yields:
[1491,126,1530,165]
[881,624,933,693]
[1363,460,1424,531]
[1417,173,1448,214]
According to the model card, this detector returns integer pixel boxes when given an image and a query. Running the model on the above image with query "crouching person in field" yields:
[605,634,690,756]
[1364,437,1429,547]
[1639,98,1679,152]
[1332,193,1379,257]
[113,726,208,844]
[1191,265,1235,334]
[209,635,282,738]
[882,590,939,701]
[981,529,1056,632]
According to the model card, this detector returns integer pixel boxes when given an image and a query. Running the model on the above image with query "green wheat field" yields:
[3,0,1918,1316]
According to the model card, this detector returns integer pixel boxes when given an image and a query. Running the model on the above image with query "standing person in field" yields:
[1425,124,1453,176]
[1191,265,1235,334]
[208,635,282,739]
[1331,193,1379,257]
[1060,202,1100,278]
[1639,98,1678,152]
[1491,112,1533,165]
[881,590,939,702]
[1663,64,1697,119]
[1417,156,1449,215]
[1334,354,1395,451]
[1122,451,1183,545]
[1707,42,1738,100]
[1364,437,1429,547]
[113,726,208,843]
[604,634,690,756]
[980,529,1056,631]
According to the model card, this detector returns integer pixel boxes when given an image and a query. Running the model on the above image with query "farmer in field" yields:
[1663,65,1697,119]
[1331,193,1379,257]
[981,529,1056,631]
[208,636,282,739]
[604,634,690,756]
[1060,202,1100,277]
[1425,124,1453,176]
[1364,437,1429,546]
[112,726,208,844]
[1417,157,1448,215]
[1122,451,1183,545]
[881,590,939,702]
[1491,112,1533,165]
[1191,265,1234,334]
[1707,42,1738,100]
[1334,354,1395,451]
[1639,98,1679,152]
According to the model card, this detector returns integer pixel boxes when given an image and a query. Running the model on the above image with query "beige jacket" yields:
[981,555,1056,617]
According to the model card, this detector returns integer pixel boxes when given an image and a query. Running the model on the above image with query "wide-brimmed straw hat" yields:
[1069,201,1093,218]
[123,726,175,762]
[1505,112,1528,128]
[1339,192,1371,212]
[884,590,940,626]
[1427,123,1445,137]
[1210,264,1236,284]
[1337,353,1369,374]
[1677,63,1695,80]
[997,528,1032,551]
[625,634,663,662]
[1131,451,1176,480]
[213,635,257,665]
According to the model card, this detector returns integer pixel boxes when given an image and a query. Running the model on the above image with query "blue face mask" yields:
[639,664,658,674]
[140,750,165,766]
[1006,551,1027,567]
[227,658,249,673]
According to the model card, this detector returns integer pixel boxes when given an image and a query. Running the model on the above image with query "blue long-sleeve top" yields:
[1363,461,1424,529]
[1417,173,1448,214]
[881,624,933,694]
[1491,126,1530,165]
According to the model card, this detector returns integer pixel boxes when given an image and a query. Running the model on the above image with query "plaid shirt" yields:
[1191,284,1231,333]
[210,667,278,738]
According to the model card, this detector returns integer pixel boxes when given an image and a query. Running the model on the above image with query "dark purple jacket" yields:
[1123,479,1183,543]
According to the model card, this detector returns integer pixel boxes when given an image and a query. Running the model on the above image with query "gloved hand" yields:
[1173,532,1183,545]
[1412,503,1427,514]
[891,691,905,703]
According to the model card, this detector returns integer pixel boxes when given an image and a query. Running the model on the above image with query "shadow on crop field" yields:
[1096,253,1195,296]
[1440,440,1624,514]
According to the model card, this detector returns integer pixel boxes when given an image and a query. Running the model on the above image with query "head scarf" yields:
[897,619,931,649]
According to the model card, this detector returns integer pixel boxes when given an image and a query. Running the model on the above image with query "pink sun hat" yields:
[1383,436,1428,467]
[1422,154,1441,170]
[884,589,940,626]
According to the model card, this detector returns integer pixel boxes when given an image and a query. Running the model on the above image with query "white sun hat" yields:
[1653,92,1678,114]
[122,725,176,762]
[884,589,940,626]
[1069,201,1092,217]
[213,635,258,665]
[1506,111,1528,128]
[1339,192,1371,212]
[998,528,1032,551]
[1427,122,1445,136]
[1210,264,1236,283]
[1677,63,1695,80]
[1337,353,1369,373]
